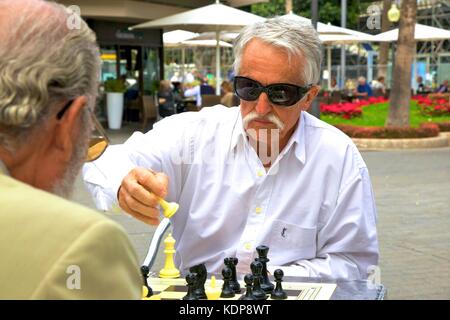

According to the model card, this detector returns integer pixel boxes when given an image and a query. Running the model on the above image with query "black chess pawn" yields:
[270,269,287,300]
[183,272,199,300]
[239,274,257,300]
[224,257,241,293]
[256,245,274,294]
[140,265,153,297]
[250,261,268,300]
[189,263,207,299]
[220,267,235,298]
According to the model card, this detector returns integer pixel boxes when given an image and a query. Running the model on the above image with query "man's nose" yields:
[254,92,272,116]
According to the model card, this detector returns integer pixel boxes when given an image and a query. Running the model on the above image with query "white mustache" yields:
[243,111,285,131]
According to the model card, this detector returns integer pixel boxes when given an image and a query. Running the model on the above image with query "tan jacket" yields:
[0,169,142,299]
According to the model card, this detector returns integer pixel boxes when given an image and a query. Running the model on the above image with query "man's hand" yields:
[118,167,169,225]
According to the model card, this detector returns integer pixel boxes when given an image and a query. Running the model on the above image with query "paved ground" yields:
[72,122,450,300]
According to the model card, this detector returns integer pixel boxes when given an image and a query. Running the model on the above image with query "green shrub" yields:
[335,123,440,139]
[104,78,127,93]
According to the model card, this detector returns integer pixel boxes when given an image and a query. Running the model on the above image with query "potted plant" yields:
[104,78,127,129]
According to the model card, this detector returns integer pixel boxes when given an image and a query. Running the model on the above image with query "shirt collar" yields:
[230,110,306,165]
[0,159,10,176]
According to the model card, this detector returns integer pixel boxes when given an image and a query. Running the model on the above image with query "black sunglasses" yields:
[234,76,312,107]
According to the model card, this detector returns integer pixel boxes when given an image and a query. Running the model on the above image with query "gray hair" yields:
[233,17,323,85]
[0,0,101,150]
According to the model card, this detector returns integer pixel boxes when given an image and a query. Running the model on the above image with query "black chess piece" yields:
[189,263,207,299]
[250,261,268,300]
[270,269,287,300]
[224,257,241,293]
[220,267,235,298]
[183,272,199,300]
[239,274,257,300]
[256,245,274,294]
[140,265,153,297]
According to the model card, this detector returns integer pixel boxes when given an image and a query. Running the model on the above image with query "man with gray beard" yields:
[84,17,379,280]
[0,0,141,299]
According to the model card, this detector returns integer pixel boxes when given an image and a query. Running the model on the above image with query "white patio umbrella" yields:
[372,23,450,93]
[320,34,376,90]
[163,30,199,44]
[131,0,265,95]
[372,23,450,42]
[163,30,232,83]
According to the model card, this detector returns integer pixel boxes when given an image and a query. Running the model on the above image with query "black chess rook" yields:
[224,257,241,293]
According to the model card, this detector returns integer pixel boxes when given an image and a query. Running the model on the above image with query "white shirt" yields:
[83,106,379,280]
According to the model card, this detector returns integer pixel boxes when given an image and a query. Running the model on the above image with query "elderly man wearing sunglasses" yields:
[0,0,141,299]
[84,17,379,280]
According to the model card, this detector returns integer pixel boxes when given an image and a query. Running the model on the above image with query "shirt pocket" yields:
[267,219,317,265]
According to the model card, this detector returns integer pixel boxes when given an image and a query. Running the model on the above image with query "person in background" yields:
[158,80,180,118]
[220,81,235,107]
[436,80,449,93]
[371,76,386,96]
[329,77,339,92]
[354,76,373,98]
[416,76,426,94]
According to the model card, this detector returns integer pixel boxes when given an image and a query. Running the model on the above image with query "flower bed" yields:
[320,96,388,119]
[413,94,450,116]
[436,122,450,132]
[335,123,440,139]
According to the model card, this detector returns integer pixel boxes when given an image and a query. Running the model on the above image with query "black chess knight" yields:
[189,263,207,299]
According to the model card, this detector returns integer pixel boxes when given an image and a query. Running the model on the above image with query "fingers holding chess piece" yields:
[270,269,287,300]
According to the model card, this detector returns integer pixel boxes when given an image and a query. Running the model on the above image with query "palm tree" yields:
[377,0,392,80]
[386,0,417,127]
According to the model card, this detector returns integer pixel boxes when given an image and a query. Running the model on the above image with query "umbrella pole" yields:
[327,46,332,90]
[181,47,185,82]
[215,30,221,96]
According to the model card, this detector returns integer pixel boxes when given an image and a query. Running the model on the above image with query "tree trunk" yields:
[285,0,293,14]
[378,0,391,80]
[385,0,417,127]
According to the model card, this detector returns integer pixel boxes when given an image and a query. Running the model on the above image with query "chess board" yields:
[144,277,337,300]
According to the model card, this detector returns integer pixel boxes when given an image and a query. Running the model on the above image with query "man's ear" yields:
[300,85,320,111]
[53,96,87,160]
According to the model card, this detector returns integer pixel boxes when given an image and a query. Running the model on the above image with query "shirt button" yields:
[244,243,252,250]
[255,207,262,214]
[257,170,264,177]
